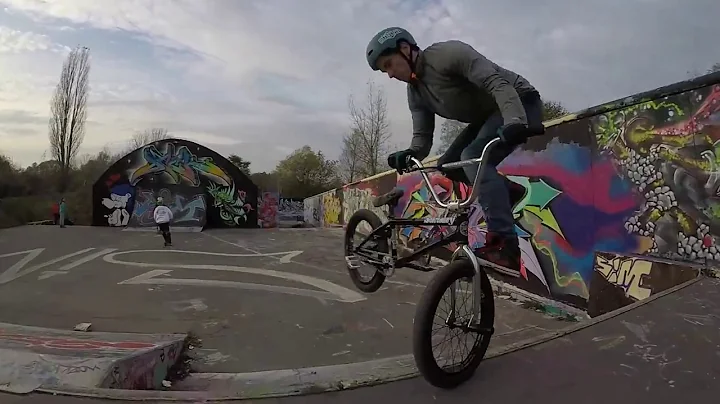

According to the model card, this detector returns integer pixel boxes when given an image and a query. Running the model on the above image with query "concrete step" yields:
[0,322,186,393]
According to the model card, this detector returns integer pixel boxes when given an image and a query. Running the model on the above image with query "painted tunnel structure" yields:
[303,71,720,316]
[92,138,259,230]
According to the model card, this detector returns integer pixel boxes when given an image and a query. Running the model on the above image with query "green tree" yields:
[250,171,280,192]
[542,99,570,121]
[274,146,340,198]
[228,154,251,176]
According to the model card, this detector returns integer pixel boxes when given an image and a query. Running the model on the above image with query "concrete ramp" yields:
[0,322,186,393]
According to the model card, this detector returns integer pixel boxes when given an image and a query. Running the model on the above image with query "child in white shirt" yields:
[153,197,174,247]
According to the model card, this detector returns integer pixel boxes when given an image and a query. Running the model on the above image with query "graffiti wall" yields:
[92,139,258,228]
[258,192,279,228]
[128,187,207,228]
[278,198,304,222]
[302,71,720,314]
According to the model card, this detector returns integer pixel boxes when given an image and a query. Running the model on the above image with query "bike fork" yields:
[449,245,483,328]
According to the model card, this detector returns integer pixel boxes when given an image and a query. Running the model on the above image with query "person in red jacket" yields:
[51,201,60,225]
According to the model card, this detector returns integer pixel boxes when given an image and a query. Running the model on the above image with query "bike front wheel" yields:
[412,258,495,389]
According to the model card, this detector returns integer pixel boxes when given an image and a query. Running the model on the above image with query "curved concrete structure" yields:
[92,138,258,230]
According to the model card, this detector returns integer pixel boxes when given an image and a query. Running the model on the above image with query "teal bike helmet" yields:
[366,27,418,71]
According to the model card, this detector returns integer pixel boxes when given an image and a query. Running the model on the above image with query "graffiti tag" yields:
[594,253,652,300]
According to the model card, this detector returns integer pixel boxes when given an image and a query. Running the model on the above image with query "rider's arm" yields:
[407,85,435,160]
[437,40,527,126]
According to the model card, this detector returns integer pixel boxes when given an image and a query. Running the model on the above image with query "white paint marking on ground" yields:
[108,252,366,303]
[37,270,68,280]
[119,269,361,303]
[105,248,303,263]
[383,318,394,329]
[0,248,95,284]
[205,232,430,289]
[202,233,304,263]
[55,248,118,271]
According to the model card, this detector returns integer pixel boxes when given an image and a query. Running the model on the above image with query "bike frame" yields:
[350,136,507,326]
[352,212,470,272]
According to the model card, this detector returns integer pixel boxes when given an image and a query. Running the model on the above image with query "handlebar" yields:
[404,124,545,212]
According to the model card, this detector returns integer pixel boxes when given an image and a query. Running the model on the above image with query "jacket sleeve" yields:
[438,40,527,126]
[407,84,435,160]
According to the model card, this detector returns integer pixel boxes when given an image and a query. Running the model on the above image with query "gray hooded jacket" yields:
[407,40,538,159]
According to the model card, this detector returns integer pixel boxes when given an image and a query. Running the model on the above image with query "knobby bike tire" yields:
[344,209,388,293]
[412,258,495,389]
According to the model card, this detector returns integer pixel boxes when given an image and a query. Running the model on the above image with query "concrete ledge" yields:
[0,322,186,394]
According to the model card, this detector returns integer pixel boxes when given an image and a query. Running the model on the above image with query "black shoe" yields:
[474,233,521,278]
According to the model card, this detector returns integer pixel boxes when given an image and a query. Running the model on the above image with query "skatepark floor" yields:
[1,275,717,403]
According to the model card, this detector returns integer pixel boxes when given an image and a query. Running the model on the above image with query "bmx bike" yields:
[343,126,544,388]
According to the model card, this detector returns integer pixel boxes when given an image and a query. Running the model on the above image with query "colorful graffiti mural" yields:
[92,139,258,228]
[128,187,207,228]
[302,72,720,314]
[258,192,279,228]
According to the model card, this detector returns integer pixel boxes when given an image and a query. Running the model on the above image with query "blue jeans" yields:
[441,92,543,239]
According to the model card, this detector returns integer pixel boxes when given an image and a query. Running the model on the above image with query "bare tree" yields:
[346,80,392,178]
[338,129,363,183]
[436,120,468,154]
[48,46,91,192]
[129,127,170,150]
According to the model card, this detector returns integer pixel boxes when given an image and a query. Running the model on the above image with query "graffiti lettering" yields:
[321,193,341,225]
[594,254,652,300]
[128,143,232,187]
[128,188,207,228]
[278,198,304,222]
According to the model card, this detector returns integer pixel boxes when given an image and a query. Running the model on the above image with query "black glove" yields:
[498,122,529,146]
[387,149,414,173]
[437,153,471,185]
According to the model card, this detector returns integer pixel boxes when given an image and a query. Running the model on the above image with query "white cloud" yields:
[0,0,717,172]
[0,25,67,53]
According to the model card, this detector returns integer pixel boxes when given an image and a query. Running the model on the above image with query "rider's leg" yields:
[460,92,544,277]
[438,122,485,185]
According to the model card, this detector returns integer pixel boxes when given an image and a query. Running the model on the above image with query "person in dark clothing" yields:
[366,27,544,278]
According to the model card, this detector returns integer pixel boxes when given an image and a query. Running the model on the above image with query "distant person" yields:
[58,198,67,228]
[51,201,60,225]
[153,197,174,247]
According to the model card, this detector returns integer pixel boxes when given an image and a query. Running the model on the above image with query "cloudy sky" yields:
[0,0,717,172]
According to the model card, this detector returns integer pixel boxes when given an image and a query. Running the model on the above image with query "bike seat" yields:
[372,188,405,208]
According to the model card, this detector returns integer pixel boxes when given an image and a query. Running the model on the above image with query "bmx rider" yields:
[366,27,544,278]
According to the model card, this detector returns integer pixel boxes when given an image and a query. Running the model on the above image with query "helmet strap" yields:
[398,43,419,80]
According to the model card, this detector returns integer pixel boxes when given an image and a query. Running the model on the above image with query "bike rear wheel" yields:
[412,258,495,388]
[344,209,388,293]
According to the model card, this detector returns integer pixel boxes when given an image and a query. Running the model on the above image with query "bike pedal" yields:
[345,255,361,269]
